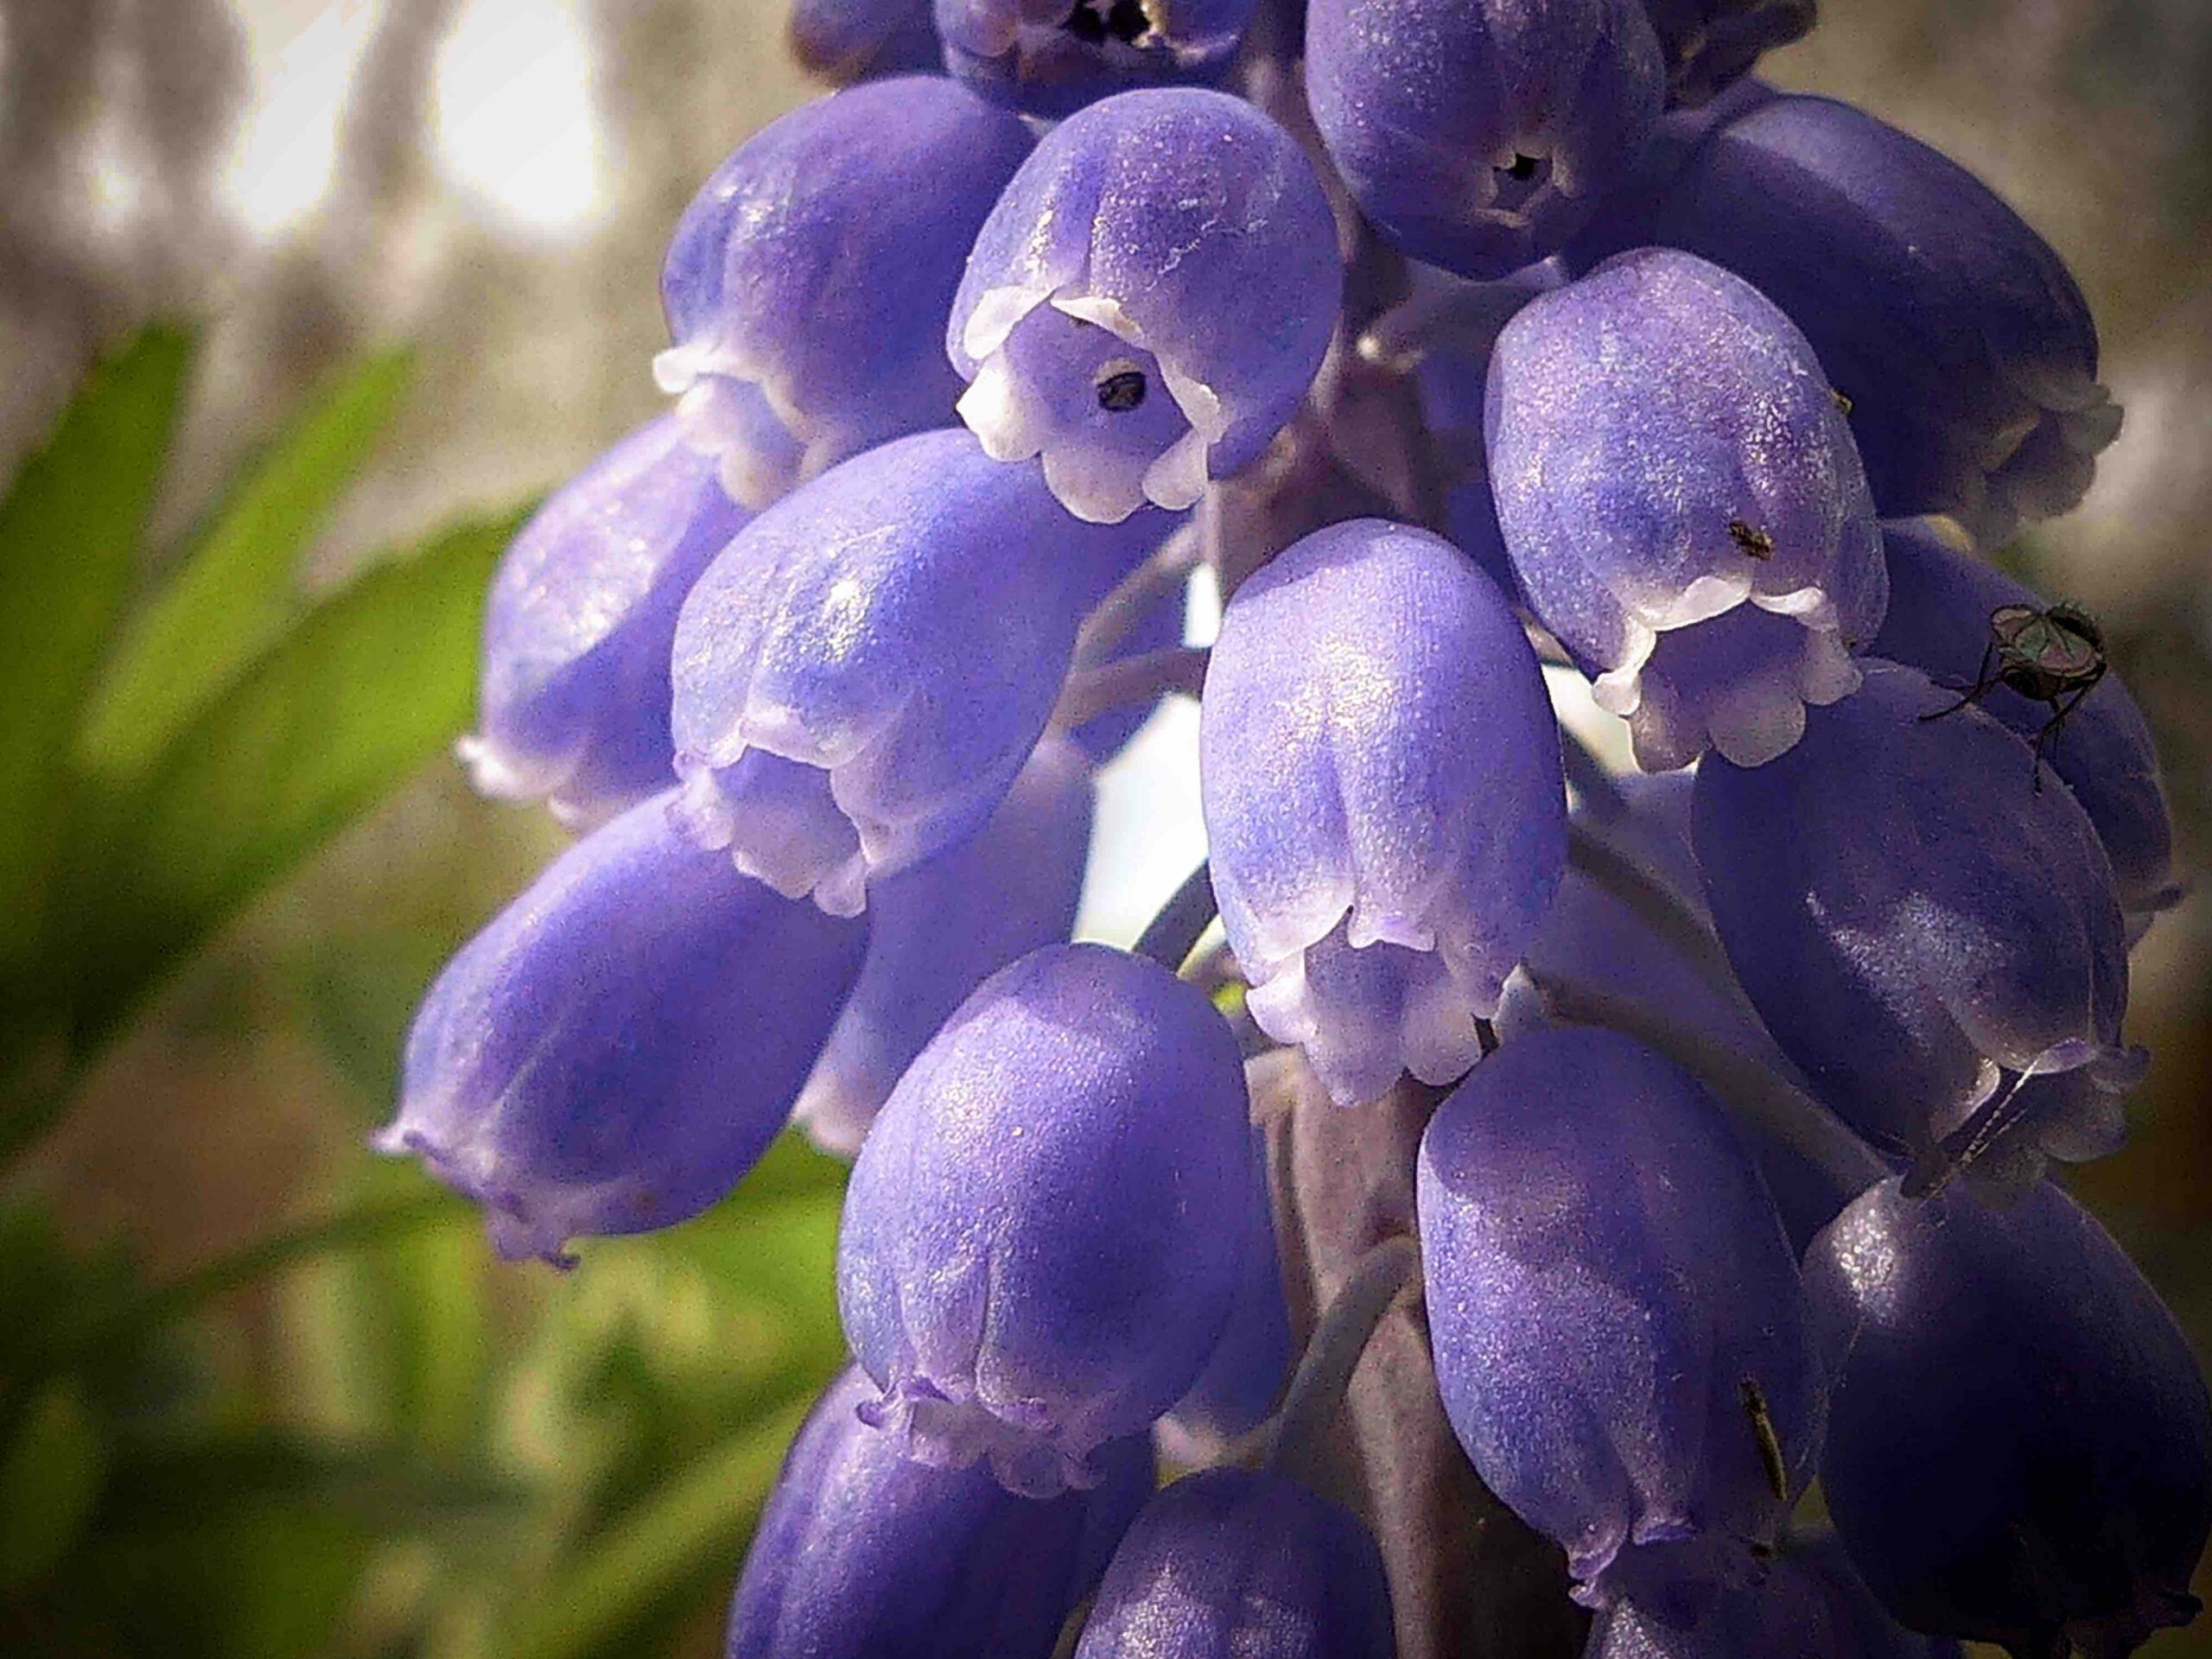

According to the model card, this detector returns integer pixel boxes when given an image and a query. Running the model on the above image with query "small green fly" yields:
[1918,601,2108,786]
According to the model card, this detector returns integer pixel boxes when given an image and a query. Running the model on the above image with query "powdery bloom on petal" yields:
[1694,660,2145,1190]
[669,429,1173,916]
[658,78,1032,508]
[836,944,1252,1498]
[461,415,744,830]
[377,791,865,1266]
[950,88,1340,524]
[1487,248,1886,772]
[1202,518,1566,1105]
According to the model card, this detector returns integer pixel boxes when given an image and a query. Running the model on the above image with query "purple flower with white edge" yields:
[937,0,1259,120]
[836,943,1252,1497]
[1643,1,1812,107]
[792,732,1095,1157]
[378,791,865,1266]
[656,78,1031,507]
[1487,248,1887,772]
[1072,1467,1398,1659]
[1805,1178,2212,1657]
[949,88,1340,524]
[459,415,744,830]
[728,1363,1154,1659]
[669,429,1173,917]
[1872,518,2177,930]
[1201,518,1567,1106]
[1305,0,1665,280]
[1694,660,2146,1192]
[1624,94,2120,543]
[1417,1025,1821,1614]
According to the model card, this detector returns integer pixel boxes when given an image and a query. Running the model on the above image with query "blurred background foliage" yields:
[0,1,2204,1656]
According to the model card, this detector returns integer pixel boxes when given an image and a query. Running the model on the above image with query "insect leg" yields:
[1919,642,1999,721]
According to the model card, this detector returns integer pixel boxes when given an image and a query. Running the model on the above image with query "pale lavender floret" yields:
[656,77,1032,507]
[1694,660,2146,1190]
[937,0,1258,120]
[1872,518,2177,928]
[459,416,744,830]
[1624,95,2120,543]
[1156,1132,1292,1463]
[1416,1025,1821,1612]
[1642,1,1812,107]
[668,429,1172,917]
[949,87,1340,524]
[728,1363,1154,1659]
[1072,1467,1398,1659]
[1487,249,1887,772]
[1305,0,1665,279]
[377,791,865,1266]
[1200,519,1566,1106]
[792,733,1095,1158]
[836,943,1251,1498]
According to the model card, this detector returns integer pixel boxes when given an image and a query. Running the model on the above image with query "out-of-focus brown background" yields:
[0,1,2206,1655]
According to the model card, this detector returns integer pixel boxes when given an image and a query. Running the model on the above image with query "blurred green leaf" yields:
[55,504,532,1062]
[0,1383,105,1593]
[77,346,417,779]
[0,327,194,1011]
[499,1395,810,1659]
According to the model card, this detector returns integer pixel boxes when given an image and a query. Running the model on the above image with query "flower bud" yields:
[792,734,1095,1156]
[1622,94,2120,543]
[459,416,743,830]
[1487,248,1886,771]
[378,791,866,1265]
[1416,1025,1820,1611]
[788,0,938,84]
[1694,660,2146,1192]
[728,1364,1154,1659]
[1306,0,1664,279]
[656,78,1032,507]
[1202,519,1566,1106]
[1073,1468,1397,1657]
[1804,1178,2212,1657]
[837,944,1252,1497]
[1872,518,2176,929]
[938,0,1258,118]
[950,88,1340,524]
[669,429,1171,916]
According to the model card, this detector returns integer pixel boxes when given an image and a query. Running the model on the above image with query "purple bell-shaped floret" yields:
[949,88,1340,524]
[1872,518,2177,930]
[1487,248,1887,771]
[1072,1467,1398,1658]
[836,944,1253,1497]
[792,733,1095,1156]
[460,415,744,830]
[787,0,939,83]
[937,0,1259,119]
[1804,1177,2212,1657]
[1201,518,1567,1106]
[1617,94,2120,544]
[728,1363,1154,1659]
[669,429,1171,916]
[1306,0,1665,280]
[656,78,1032,507]
[1694,660,2147,1192]
[377,791,866,1265]
[1417,1025,1821,1612]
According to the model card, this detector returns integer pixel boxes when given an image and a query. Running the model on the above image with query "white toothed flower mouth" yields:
[956,286,1230,524]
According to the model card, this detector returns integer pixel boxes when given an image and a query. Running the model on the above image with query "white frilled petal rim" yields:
[652,339,821,509]
[956,283,1228,523]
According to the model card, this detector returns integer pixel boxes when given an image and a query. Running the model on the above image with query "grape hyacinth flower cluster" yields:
[378,3,2205,1655]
